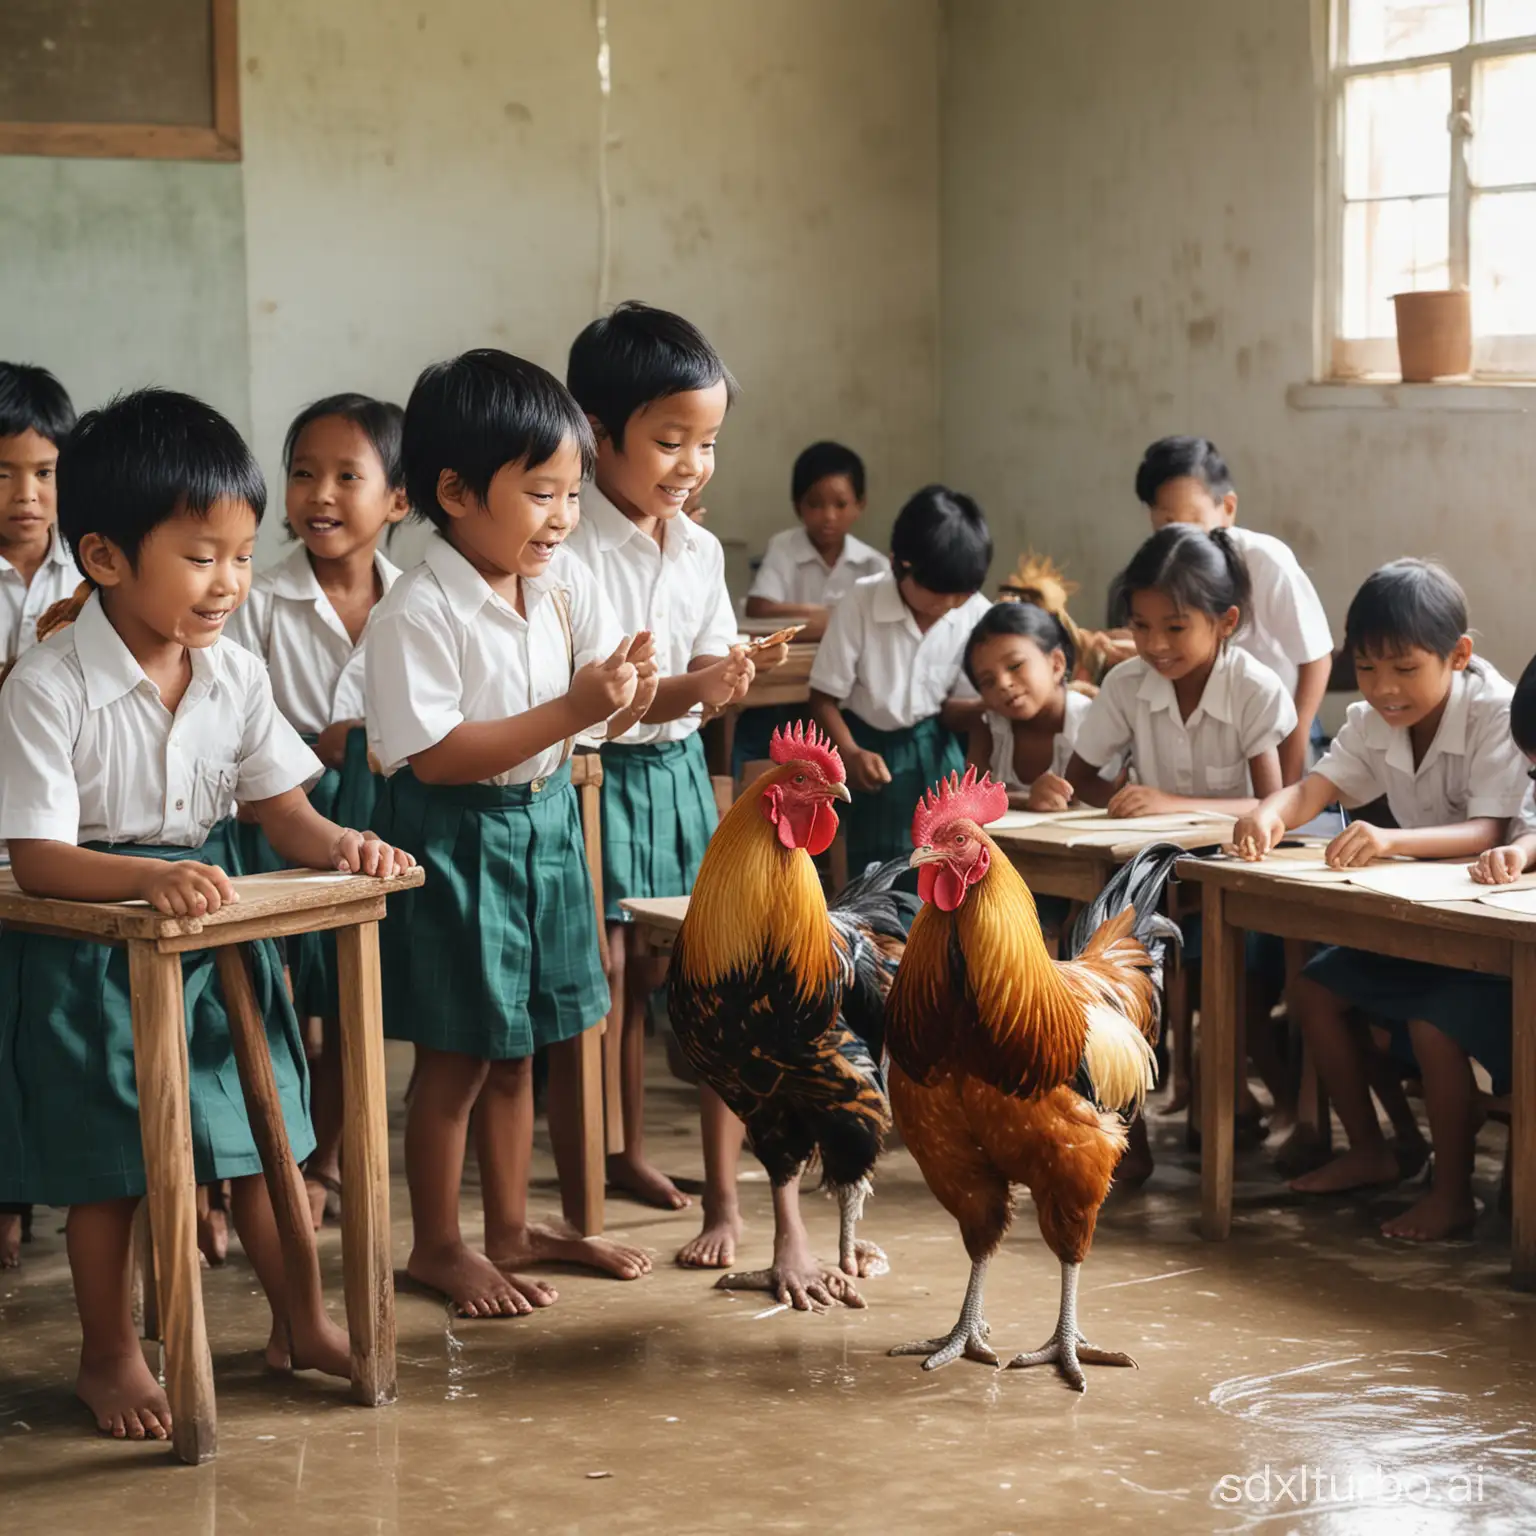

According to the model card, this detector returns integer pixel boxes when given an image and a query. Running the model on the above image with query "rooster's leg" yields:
[716,1174,864,1311]
[1007,1261,1137,1393]
[837,1178,889,1279]
[888,1259,998,1370]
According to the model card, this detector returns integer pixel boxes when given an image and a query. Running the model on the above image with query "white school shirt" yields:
[0,591,322,848]
[365,536,622,786]
[809,571,990,732]
[225,544,402,737]
[984,689,1104,793]
[1072,644,1296,797]
[1226,527,1333,699]
[0,529,81,665]
[748,527,888,609]
[1315,662,1528,828]
[563,487,737,745]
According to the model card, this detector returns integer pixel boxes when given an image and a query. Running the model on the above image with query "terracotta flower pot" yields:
[1393,289,1472,382]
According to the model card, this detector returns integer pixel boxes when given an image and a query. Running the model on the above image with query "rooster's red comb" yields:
[911,767,1009,847]
[769,720,845,783]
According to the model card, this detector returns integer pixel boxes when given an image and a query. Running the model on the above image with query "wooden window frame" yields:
[0,0,240,163]
[1325,0,1536,380]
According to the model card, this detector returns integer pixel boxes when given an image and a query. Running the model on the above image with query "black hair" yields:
[1117,523,1250,625]
[567,300,737,448]
[0,361,76,447]
[402,350,595,531]
[58,387,266,577]
[964,600,1076,687]
[1511,654,1536,755]
[889,484,993,595]
[284,392,405,489]
[792,440,865,504]
[1343,558,1468,660]
[1134,434,1234,507]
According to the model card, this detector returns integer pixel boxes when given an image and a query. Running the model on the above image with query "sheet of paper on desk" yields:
[1051,813,1231,846]
[989,808,1104,831]
[1343,862,1536,904]
[1476,887,1536,916]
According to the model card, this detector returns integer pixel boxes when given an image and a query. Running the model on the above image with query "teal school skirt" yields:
[843,713,965,877]
[599,736,718,922]
[373,765,609,1060]
[0,824,313,1206]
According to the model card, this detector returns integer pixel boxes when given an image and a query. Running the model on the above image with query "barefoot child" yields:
[366,349,659,1316]
[810,484,993,874]
[565,301,763,1240]
[0,388,413,1441]
[1232,560,1529,1240]
[227,393,409,1227]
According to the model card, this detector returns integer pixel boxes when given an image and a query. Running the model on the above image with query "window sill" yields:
[1287,381,1536,414]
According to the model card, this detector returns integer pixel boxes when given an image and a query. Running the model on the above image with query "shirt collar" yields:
[1374,666,1475,775]
[1136,644,1241,726]
[423,536,499,624]
[268,543,403,603]
[74,591,217,710]
[869,570,912,625]
[583,485,698,561]
[0,528,75,577]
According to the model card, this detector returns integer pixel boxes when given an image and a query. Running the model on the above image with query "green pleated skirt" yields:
[373,765,609,1060]
[0,824,314,1207]
[842,713,965,876]
[599,736,718,922]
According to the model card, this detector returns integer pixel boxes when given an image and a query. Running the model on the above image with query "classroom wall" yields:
[940,0,1536,677]
[239,0,941,571]
[0,158,252,437]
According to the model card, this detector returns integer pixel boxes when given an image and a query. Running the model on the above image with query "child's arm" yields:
[810,688,891,793]
[744,594,831,640]
[1063,751,1115,808]
[1109,746,1284,820]
[964,718,992,777]
[642,648,754,723]
[1060,673,1136,809]
[250,789,415,876]
[600,633,660,740]
[6,839,240,916]
[940,696,985,735]
[1230,771,1344,858]
[1278,655,1331,785]
[1472,832,1536,885]
[1325,816,1505,868]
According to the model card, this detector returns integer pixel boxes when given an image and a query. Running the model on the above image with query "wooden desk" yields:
[990,815,1237,902]
[621,895,690,955]
[0,865,423,1463]
[1179,855,1536,1287]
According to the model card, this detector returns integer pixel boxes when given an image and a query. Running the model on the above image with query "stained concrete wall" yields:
[940,0,1536,676]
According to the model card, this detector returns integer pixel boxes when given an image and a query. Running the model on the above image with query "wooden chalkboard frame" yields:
[0,0,240,162]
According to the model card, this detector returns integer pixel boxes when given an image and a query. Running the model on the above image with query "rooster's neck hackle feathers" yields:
[676,770,838,996]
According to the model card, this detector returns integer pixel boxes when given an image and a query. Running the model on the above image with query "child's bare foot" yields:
[304,1170,341,1231]
[197,1192,228,1267]
[677,1201,742,1268]
[264,1314,353,1379]
[490,1221,653,1281]
[1289,1145,1400,1194]
[607,1151,691,1211]
[0,1212,21,1268]
[77,1349,172,1441]
[407,1241,558,1317]
[1381,1188,1478,1242]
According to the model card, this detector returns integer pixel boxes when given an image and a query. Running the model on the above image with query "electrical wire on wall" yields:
[594,0,612,314]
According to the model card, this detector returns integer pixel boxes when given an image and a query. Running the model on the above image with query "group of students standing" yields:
[0,302,1530,1446]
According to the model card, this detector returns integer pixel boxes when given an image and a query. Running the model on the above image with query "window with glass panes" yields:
[1328,0,1536,378]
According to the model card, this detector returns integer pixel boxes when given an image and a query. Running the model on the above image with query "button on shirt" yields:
[0,529,81,665]
[1072,644,1296,797]
[748,528,888,609]
[1225,527,1333,699]
[1315,663,1528,828]
[365,537,622,786]
[563,489,738,745]
[0,591,322,848]
[809,572,990,732]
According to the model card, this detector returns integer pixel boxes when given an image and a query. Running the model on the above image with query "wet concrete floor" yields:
[3,1041,1535,1535]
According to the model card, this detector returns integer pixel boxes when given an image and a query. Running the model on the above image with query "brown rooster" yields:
[669,723,920,1310]
[885,769,1181,1390]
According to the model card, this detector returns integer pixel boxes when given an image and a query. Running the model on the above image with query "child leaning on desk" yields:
[1231,559,1530,1242]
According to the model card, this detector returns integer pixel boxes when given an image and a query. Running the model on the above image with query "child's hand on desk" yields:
[1229,806,1286,860]
[1106,784,1177,818]
[141,860,238,917]
[315,719,361,771]
[1470,845,1528,885]
[331,830,417,878]
[1026,773,1074,812]
[571,639,641,723]
[1324,821,1393,869]
[847,748,892,794]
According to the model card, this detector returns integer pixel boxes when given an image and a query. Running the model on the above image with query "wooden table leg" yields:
[133,1200,160,1343]
[575,1023,605,1236]
[127,941,215,1465]
[215,945,328,1358]
[335,921,398,1405]
[1512,941,1536,1289]
[1200,886,1243,1241]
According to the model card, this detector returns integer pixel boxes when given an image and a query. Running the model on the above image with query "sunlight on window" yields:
[1348,0,1467,63]
[1344,198,1450,336]
[1344,67,1449,199]
[1472,193,1536,334]
[1483,0,1536,42]
[1473,54,1536,186]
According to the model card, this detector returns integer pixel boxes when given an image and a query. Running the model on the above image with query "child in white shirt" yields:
[1234,560,1529,1242]
[227,392,408,1228]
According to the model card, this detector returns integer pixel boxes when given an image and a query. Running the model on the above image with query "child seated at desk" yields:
[1232,560,1529,1240]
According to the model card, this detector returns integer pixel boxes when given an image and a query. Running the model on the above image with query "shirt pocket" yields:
[1201,762,1248,796]
[190,757,242,831]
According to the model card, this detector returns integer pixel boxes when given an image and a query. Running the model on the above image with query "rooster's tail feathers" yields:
[1064,841,1185,962]
[1081,1003,1159,1113]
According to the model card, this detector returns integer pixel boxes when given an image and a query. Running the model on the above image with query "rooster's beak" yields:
[827,782,851,802]
[909,845,944,868]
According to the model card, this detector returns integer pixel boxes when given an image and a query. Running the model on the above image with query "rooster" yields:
[885,768,1181,1391]
[669,722,919,1311]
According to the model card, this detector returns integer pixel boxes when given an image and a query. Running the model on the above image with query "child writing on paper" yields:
[1470,653,1536,887]
[0,389,413,1441]
[1232,560,1529,1240]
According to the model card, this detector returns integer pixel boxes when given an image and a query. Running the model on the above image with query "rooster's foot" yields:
[835,1179,887,1278]
[889,1319,998,1371]
[715,1263,864,1312]
[844,1239,889,1279]
[1007,1331,1137,1393]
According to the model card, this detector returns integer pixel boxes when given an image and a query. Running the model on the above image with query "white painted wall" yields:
[940,0,1536,677]
[239,0,941,573]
